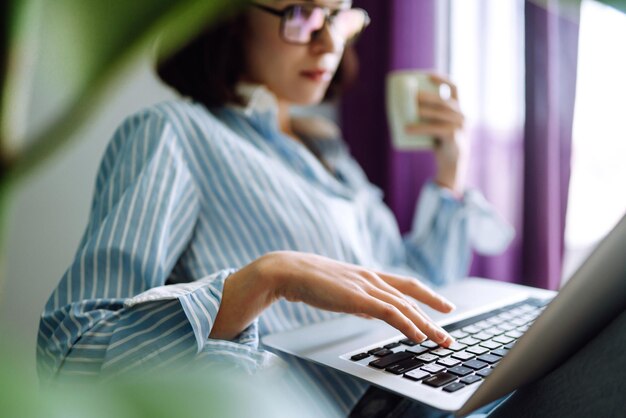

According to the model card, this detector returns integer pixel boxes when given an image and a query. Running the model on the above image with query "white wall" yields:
[0,55,177,379]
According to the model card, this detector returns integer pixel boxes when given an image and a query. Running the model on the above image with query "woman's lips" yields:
[300,69,332,82]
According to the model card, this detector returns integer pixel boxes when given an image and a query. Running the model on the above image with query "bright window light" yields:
[563,0,626,278]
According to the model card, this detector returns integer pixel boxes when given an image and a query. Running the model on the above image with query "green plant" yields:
[0,0,248,275]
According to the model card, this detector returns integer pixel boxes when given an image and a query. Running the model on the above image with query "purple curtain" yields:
[521,2,580,289]
[341,1,580,290]
[341,0,437,233]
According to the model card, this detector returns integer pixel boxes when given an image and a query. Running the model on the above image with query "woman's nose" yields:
[310,21,344,54]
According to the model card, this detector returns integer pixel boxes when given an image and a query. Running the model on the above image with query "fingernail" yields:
[444,300,456,310]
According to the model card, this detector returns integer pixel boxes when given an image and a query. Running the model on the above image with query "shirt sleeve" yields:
[404,182,515,287]
[37,110,275,383]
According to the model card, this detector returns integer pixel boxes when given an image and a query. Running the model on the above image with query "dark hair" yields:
[156,11,359,109]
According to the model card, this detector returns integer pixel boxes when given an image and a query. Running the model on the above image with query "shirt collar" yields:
[231,82,280,118]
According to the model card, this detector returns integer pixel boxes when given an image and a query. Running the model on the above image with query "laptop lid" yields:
[458,212,626,415]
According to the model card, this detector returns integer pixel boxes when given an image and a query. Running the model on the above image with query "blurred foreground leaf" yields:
[0,338,320,418]
[0,0,246,200]
[0,0,247,272]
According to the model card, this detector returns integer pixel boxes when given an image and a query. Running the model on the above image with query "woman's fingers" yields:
[377,271,456,314]
[417,90,460,112]
[419,107,464,128]
[359,271,442,336]
[417,91,464,125]
[427,73,459,100]
[360,295,427,343]
[365,286,453,346]
[405,122,456,139]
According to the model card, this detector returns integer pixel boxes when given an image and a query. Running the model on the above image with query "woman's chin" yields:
[290,90,328,106]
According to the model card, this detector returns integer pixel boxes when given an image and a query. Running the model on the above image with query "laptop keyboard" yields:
[346,298,551,394]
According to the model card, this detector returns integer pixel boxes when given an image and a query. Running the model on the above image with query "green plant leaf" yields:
[1,0,247,185]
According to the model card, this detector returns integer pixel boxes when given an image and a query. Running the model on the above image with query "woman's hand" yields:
[405,73,466,194]
[210,251,456,347]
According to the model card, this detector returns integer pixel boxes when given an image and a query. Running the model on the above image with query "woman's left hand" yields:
[405,73,466,194]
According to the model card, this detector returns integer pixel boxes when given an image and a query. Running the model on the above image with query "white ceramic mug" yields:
[385,69,450,150]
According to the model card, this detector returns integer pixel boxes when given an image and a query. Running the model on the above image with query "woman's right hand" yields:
[210,251,456,347]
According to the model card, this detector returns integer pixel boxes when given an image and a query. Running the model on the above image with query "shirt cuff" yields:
[464,189,515,255]
[125,269,236,353]
[411,181,515,255]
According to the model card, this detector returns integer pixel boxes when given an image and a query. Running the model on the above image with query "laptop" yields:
[263,213,626,416]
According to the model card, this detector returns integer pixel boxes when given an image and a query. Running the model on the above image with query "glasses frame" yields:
[251,2,371,45]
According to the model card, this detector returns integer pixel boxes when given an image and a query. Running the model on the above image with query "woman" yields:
[37,0,513,415]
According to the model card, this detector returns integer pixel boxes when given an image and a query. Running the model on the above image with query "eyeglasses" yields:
[252,2,371,45]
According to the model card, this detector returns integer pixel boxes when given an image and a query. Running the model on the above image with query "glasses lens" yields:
[283,5,326,44]
[332,9,368,42]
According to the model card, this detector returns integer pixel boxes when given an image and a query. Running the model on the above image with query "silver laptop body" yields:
[263,213,626,415]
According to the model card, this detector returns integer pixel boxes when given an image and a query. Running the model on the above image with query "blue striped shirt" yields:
[37,86,513,416]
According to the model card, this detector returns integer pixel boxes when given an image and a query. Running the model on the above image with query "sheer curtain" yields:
[449,0,526,284]
[563,0,626,281]
[341,0,581,289]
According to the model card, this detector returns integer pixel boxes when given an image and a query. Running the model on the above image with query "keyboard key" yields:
[405,345,429,355]
[505,330,523,339]
[493,335,515,345]
[404,369,430,381]
[459,337,480,346]
[447,342,467,352]
[450,330,468,339]
[443,382,466,393]
[460,374,482,385]
[479,340,501,350]
[416,353,439,363]
[484,326,505,336]
[477,354,501,364]
[448,365,473,377]
[463,359,488,370]
[386,358,424,375]
[504,343,515,350]
[517,325,530,332]
[421,363,446,374]
[421,340,439,349]
[476,367,493,377]
[452,351,475,361]
[368,347,385,355]
[373,349,394,357]
[491,348,509,357]
[369,351,413,369]
[384,342,401,349]
[473,332,492,341]
[466,345,489,355]
[510,307,525,316]
[437,357,461,367]
[431,348,453,357]
[486,316,504,326]
[498,312,514,321]
[399,338,418,346]
[474,320,491,330]
[511,318,528,327]
[462,325,482,334]
[350,353,370,361]
[498,323,516,331]
[423,372,457,388]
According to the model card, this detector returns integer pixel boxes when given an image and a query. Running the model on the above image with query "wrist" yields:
[256,251,289,303]
[433,178,463,199]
